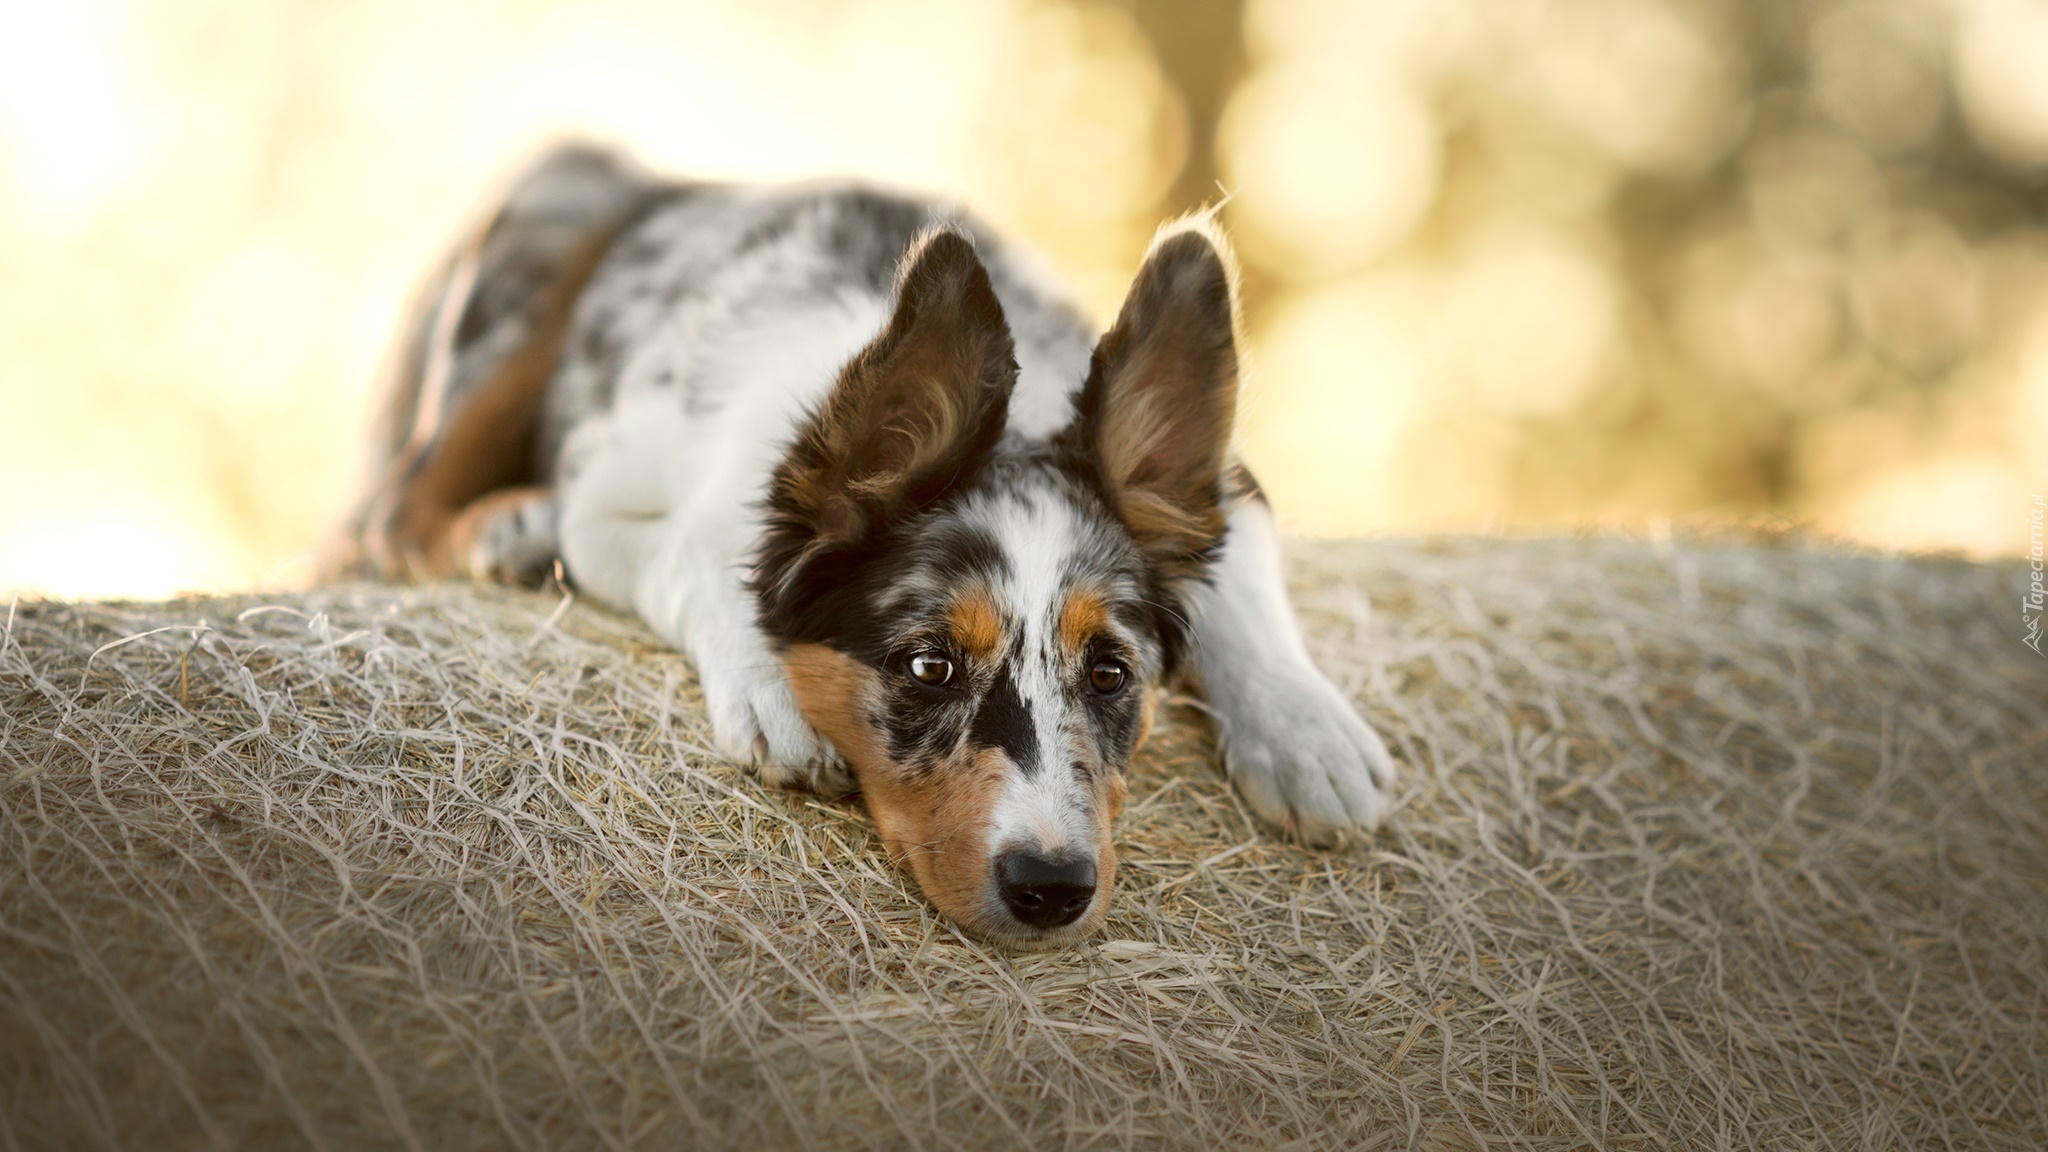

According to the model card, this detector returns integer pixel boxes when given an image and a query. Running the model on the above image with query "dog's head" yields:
[753,221,1242,946]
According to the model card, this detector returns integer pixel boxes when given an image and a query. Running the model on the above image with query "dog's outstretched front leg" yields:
[638,541,854,796]
[1183,495,1397,844]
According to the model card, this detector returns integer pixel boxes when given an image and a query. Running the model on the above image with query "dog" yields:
[328,144,1396,947]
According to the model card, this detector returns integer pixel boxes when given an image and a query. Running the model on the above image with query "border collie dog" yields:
[331,144,1396,947]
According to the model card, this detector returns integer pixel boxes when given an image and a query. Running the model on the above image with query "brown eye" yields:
[1088,659,1128,696]
[908,652,954,687]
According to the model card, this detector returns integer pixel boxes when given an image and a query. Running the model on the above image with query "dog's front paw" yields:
[699,661,854,796]
[1214,664,1397,846]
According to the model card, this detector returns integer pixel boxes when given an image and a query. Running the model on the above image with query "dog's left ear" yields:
[758,226,1017,603]
[1073,220,1243,582]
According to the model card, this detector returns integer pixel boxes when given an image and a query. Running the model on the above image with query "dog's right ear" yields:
[757,226,1017,603]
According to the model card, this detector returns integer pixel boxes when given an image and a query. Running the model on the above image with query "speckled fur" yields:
[334,143,1397,945]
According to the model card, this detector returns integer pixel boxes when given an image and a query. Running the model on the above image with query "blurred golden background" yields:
[4,0,2046,598]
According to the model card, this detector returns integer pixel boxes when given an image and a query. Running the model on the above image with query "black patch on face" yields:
[1076,641,1146,769]
[881,660,974,769]
[756,511,1008,663]
[968,665,1038,776]
[918,517,1010,588]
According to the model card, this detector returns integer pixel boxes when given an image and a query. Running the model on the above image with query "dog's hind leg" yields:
[443,485,560,586]
[324,144,658,584]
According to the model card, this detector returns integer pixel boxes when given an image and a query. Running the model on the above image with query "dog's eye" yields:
[908,652,954,687]
[1087,659,1128,696]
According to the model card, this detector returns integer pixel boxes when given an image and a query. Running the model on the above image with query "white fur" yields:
[969,487,1105,858]
[1184,499,1397,841]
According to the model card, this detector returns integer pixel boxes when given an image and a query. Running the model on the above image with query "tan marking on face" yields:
[1057,590,1109,658]
[782,643,1011,933]
[869,746,1013,930]
[1101,768,1129,823]
[1133,689,1157,754]
[781,644,887,769]
[1076,770,1121,936]
[948,593,1003,663]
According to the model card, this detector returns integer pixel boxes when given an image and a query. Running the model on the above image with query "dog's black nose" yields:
[996,850,1097,929]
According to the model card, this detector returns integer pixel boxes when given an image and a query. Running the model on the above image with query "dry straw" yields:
[3,538,2044,1149]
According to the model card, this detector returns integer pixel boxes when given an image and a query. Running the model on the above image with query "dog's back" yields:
[331,145,1101,586]
[536,172,1115,480]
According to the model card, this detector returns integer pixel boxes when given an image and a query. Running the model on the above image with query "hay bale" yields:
[3,538,2044,1149]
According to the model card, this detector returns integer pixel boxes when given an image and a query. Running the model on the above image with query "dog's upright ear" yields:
[1072,218,1244,586]
[757,226,1017,604]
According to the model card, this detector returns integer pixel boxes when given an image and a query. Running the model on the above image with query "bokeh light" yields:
[2,0,2044,599]
[1220,65,1440,276]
